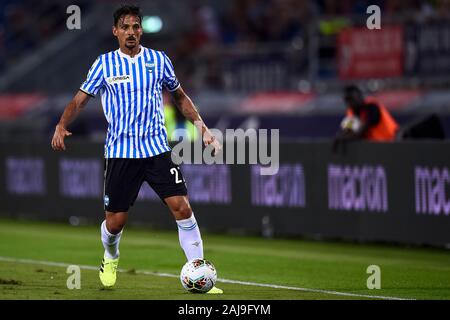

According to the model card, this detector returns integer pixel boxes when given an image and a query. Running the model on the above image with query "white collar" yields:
[117,45,144,59]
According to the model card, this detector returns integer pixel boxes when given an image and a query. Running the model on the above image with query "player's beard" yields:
[125,38,138,50]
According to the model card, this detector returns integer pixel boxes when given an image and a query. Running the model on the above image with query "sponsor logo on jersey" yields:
[106,75,131,85]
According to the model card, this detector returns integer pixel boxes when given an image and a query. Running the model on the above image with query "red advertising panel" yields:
[0,94,47,119]
[239,92,314,114]
[338,26,404,79]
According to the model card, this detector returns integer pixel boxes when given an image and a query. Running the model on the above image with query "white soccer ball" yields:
[340,115,361,132]
[180,258,217,293]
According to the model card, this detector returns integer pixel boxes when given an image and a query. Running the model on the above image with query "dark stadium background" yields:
[1,0,450,248]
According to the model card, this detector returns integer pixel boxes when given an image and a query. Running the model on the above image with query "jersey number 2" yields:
[170,167,183,184]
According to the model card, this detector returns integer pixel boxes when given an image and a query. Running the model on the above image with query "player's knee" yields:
[106,222,123,234]
[107,224,124,235]
[105,217,126,234]
[172,203,192,220]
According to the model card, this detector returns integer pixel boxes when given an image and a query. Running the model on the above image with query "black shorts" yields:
[103,151,187,212]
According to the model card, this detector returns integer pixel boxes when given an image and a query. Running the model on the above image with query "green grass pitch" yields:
[0,218,449,300]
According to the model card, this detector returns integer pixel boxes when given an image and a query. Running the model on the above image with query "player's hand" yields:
[51,124,72,151]
[203,127,222,156]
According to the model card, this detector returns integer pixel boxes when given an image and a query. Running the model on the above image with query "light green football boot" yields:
[207,286,223,294]
[99,255,119,287]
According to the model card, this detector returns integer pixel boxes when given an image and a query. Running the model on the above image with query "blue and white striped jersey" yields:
[80,46,180,158]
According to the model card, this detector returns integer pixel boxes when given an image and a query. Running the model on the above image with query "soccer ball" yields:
[340,115,361,132]
[180,258,217,293]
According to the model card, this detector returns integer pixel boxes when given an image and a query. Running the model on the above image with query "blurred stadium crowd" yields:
[0,0,91,71]
[2,0,450,64]
[1,0,450,140]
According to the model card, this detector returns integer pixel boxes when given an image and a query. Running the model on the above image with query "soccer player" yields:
[51,5,223,294]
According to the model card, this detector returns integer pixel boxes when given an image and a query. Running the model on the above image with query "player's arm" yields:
[171,86,221,154]
[51,90,91,151]
[333,124,366,154]
[337,122,369,140]
[337,104,381,141]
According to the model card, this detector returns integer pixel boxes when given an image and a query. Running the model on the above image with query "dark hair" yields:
[344,85,363,97]
[113,4,142,26]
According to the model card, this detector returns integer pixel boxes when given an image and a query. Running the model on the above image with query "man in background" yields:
[333,85,399,151]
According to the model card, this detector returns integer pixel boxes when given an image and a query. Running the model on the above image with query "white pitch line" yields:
[0,256,413,300]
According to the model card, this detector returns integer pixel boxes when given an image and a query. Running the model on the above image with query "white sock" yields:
[101,220,122,259]
[176,213,203,261]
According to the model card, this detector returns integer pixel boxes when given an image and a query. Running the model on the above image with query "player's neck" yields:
[119,45,141,58]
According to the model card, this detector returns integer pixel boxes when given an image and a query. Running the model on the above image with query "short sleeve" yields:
[162,52,181,92]
[80,56,104,97]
